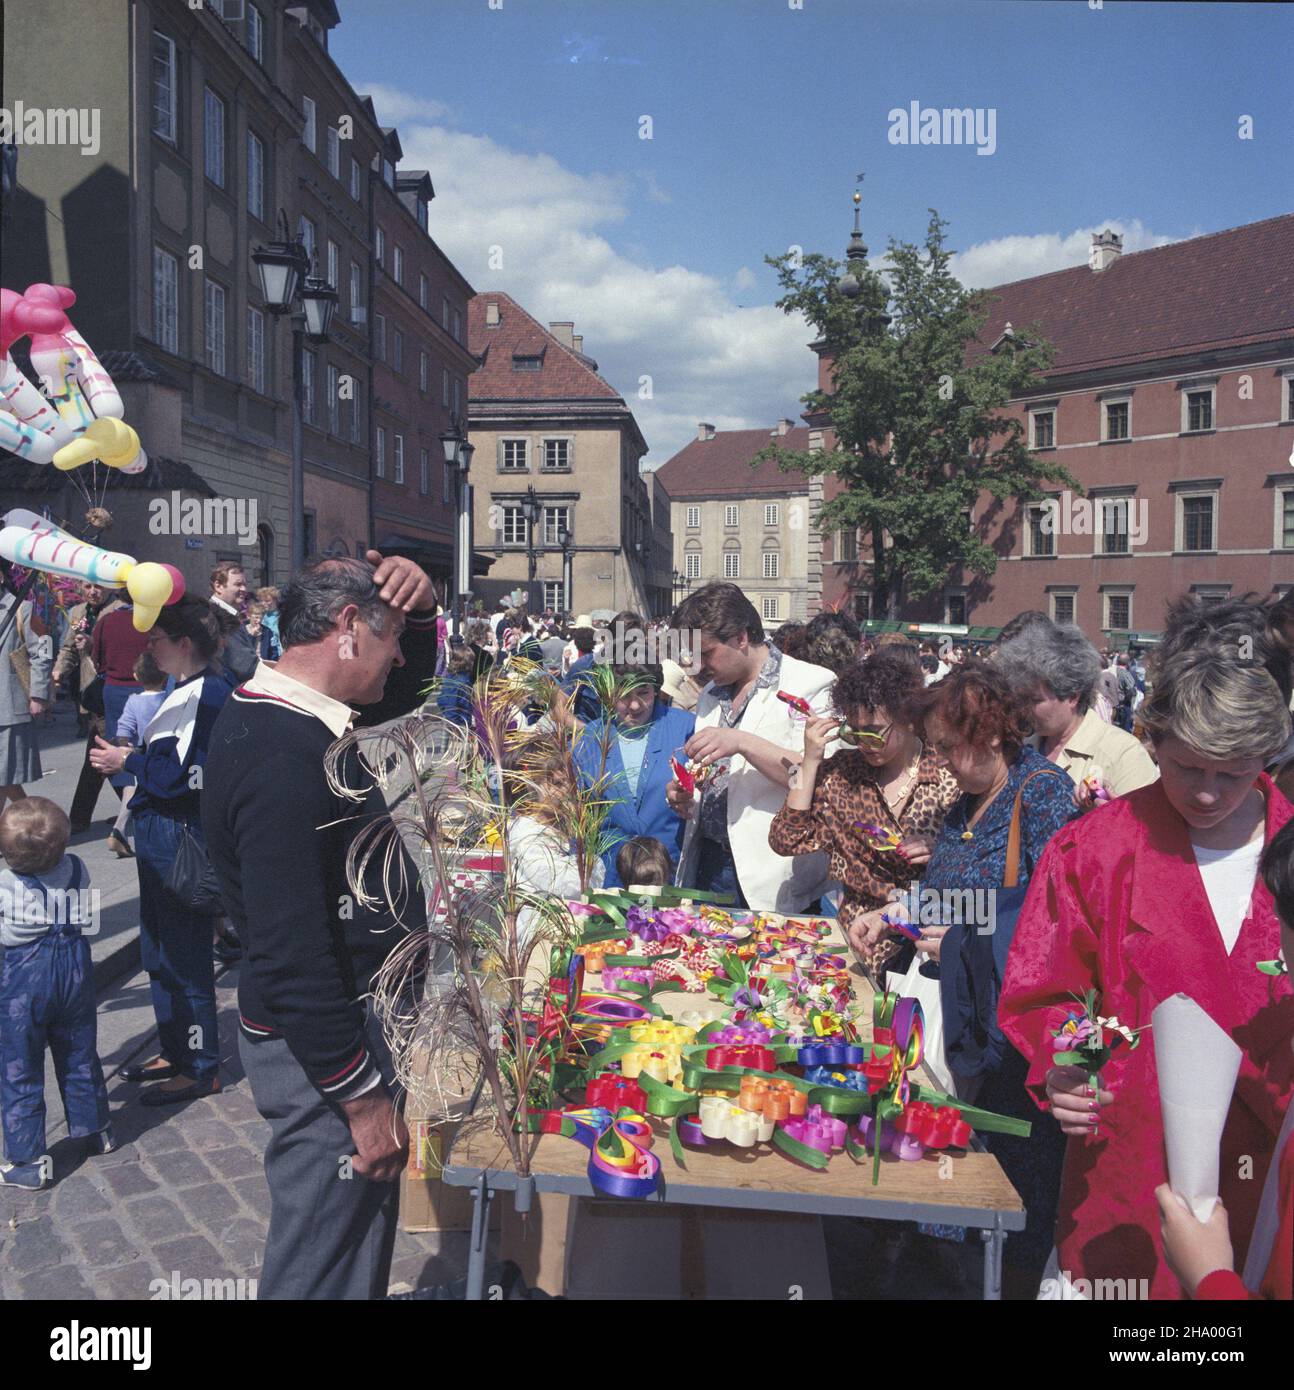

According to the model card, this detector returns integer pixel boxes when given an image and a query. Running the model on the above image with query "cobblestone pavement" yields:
[0,964,469,1301]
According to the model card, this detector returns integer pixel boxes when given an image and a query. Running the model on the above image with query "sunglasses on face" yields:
[838,721,893,747]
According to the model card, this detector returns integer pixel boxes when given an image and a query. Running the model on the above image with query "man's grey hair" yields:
[278,557,388,649]
[995,623,1102,713]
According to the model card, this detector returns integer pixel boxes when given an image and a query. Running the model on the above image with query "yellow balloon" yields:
[52,417,141,471]
[124,561,175,631]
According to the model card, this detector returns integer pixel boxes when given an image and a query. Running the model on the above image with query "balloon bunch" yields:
[0,509,183,632]
[1,284,147,492]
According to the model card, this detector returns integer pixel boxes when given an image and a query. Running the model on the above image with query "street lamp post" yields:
[557,518,573,616]
[440,420,474,636]
[252,213,338,574]
[520,484,540,615]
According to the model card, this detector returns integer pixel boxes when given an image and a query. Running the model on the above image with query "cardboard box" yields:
[400,1120,502,1234]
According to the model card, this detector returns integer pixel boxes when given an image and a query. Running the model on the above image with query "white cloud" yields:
[374,107,812,464]
[356,81,452,127]
[733,266,758,291]
[950,218,1187,289]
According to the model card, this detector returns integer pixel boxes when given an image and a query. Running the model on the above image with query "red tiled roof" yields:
[654,428,813,499]
[972,214,1294,378]
[467,291,622,401]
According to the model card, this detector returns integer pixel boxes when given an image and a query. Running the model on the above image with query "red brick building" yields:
[368,133,478,584]
[816,214,1294,645]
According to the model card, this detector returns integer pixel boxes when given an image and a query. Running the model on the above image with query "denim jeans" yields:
[134,810,219,1083]
[1,927,109,1162]
[693,835,748,909]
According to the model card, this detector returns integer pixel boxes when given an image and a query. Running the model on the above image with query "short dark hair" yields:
[1156,594,1293,706]
[616,836,674,888]
[773,621,811,660]
[914,658,1033,759]
[154,597,223,662]
[1261,817,1294,929]
[572,627,596,654]
[671,582,763,645]
[833,645,925,723]
[210,562,244,591]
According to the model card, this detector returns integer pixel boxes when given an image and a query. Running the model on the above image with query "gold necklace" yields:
[881,750,922,813]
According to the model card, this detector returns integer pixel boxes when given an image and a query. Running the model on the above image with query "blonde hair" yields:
[0,797,70,875]
[1140,645,1291,762]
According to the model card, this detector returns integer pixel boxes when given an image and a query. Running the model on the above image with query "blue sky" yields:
[331,0,1293,463]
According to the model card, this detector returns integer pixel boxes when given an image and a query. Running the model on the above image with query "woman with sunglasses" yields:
[769,646,958,947]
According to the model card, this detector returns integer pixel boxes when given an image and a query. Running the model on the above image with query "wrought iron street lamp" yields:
[252,212,337,573]
[520,485,541,614]
[557,517,573,617]
[440,422,474,634]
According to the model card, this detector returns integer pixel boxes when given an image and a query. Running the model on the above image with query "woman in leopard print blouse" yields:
[769,646,958,949]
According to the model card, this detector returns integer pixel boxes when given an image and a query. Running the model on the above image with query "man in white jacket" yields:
[666,584,836,913]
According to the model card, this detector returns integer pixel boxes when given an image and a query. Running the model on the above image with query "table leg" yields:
[466,1173,494,1301]
[980,1217,1006,1301]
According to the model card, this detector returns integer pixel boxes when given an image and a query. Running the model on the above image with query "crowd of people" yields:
[0,551,1292,1304]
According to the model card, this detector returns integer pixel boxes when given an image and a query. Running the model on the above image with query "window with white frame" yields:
[1050,590,1077,625]
[1177,490,1217,552]
[326,126,340,179]
[1276,486,1294,550]
[298,214,316,260]
[762,596,780,622]
[420,448,429,495]
[1103,589,1132,631]
[724,504,739,527]
[1285,374,1294,422]
[419,352,428,393]
[543,438,571,471]
[453,308,462,343]
[543,580,567,613]
[686,505,700,529]
[375,226,387,268]
[1026,501,1055,557]
[301,348,315,423]
[1192,585,1231,607]
[501,507,527,546]
[349,157,360,201]
[153,246,179,354]
[1096,493,1134,555]
[349,381,363,444]
[1182,385,1215,433]
[762,549,780,579]
[393,434,404,484]
[724,549,741,579]
[247,130,265,221]
[204,280,226,375]
[326,241,339,295]
[246,307,265,393]
[375,426,386,477]
[327,365,340,434]
[764,502,779,527]
[204,87,226,186]
[301,96,316,153]
[543,506,571,545]
[246,4,264,63]
[684,550,702,580]
[1030,408,1055,449]
[151,32,178,143]
[501,439,529,471]
[393,245,404,285]
[1103,397,1131,442]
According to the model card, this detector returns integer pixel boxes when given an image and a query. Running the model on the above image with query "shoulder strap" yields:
[1003,766,1063,889]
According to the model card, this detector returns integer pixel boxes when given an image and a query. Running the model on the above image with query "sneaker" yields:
[0,1159,50,1190]
[84,1127,118,1157]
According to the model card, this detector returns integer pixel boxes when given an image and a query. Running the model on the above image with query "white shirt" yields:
[1191,836,1264,955]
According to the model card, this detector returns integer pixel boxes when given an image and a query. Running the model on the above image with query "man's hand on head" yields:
[365,550,434,614]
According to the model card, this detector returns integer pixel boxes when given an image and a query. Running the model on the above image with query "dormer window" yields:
[512,353,542,372]
[417,199,428,232]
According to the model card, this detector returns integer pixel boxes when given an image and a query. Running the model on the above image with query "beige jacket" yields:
[1032,707,1159,797]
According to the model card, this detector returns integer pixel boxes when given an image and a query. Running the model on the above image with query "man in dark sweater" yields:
[202,550,435,1299]
[209,563,259,686]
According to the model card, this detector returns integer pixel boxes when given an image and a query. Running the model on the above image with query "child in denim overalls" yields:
[0,797,114,1189]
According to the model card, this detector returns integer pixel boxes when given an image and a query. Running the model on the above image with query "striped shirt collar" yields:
[237,660,355,739]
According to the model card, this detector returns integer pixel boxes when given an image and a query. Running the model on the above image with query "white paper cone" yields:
[1152,994,1242,1222]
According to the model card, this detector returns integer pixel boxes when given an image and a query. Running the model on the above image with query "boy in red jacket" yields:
[1157,814,1294,1300]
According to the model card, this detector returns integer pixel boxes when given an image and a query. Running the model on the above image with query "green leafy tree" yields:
[759,211,1079,618]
